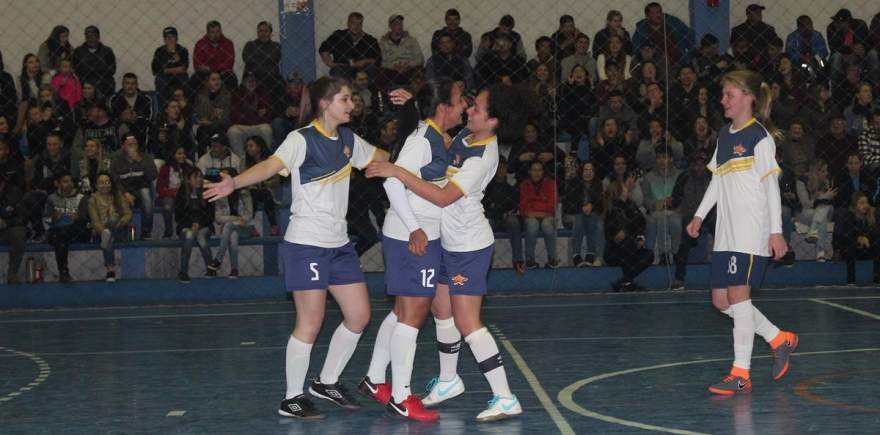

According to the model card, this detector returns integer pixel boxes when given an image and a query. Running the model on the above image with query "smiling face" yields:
[321,85,354,126]
[84,139,99,158]
[721,82,754,124]
[465,90,497,137]
[438,84,466,129]
[96,174,112,194]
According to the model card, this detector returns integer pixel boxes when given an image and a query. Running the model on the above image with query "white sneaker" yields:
[476,394,522,422]
[421,375,465,407]
[816,250,826,262]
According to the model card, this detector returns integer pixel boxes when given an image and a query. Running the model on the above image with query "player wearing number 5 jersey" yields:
[366,84,528,422]
[687,70,798,396]
[203,76,389,420]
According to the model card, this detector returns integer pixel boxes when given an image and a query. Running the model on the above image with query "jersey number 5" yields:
[309,262,320,281]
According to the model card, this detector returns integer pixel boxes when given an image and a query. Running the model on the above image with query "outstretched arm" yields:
[203,157,285,202]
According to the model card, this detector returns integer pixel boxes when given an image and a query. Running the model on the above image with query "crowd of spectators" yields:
[4,3,880,288]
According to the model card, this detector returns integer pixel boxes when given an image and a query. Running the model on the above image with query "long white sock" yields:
[366,311,397,383]
[721,306,780,343]
[390,323,419,403]
[730,300,756,371]
[285,335,312,399]
[435,317,461,382]
[465,327,512,397]
[319,323,362,384]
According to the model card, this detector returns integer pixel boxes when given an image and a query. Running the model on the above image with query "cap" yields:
[388,14,403,25]
[209,132,228,146]
[832,9,852,22]
[287,71,303,83]
[746,4,765,13]
[163,26,178,38]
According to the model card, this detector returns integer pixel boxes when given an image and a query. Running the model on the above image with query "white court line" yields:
[811,298,880,320]
[166,410,186,417]
[0,347,51,405]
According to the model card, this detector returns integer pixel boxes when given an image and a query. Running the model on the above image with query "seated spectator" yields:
[780,121,814,177]
[633,2,694,68]
[14,53,51,134]
[87,172,132,282]
[476,14,527,61]
[509,122,560,182]
[835,152,876,212]
[844,82,878,136]
[37,25,72,73]
[191,21,237,91]
[110,135,158,239]
[754,37,785,81]
[560,34,598,87]
[630,41,667,87]
[23,106,52,159]
[693,86,723,132]
[0,140,25,188]
[519,160,557,268]
[109,73,154,147]
[858,110,880,174]
[72,26,116,99]
[34,84,76,148]
[603,176,653,291]
[0,172,27,284]
[318,12,381,79]
[796,159,837,261]
[590,117,631,180]
[227,72,272,157]
[683,115,717,157]
[603,154,644,209]
[730,4,777,62]
[844,42,879,87]
[776,148,799,263]
[425,33,474,91]
[77,100,118,154]
[243,136,280,236]
[271,72,308,147]
[667,65,699,141]
[642,148,682,264]
[556,64,596,145]
[832,63,863,113]
[785,15,829,68]
[671,150,712,289]
[836,192,880,284]
[151,27,189,103]
[637,82,668,138]
[597,91,638,145]
[527,36,557,81]
[174,166,214,282]
[193,72,232,152]
[475,33,528,89]
[242,21,283,109]
[351,70,377,114]
[157,145,192,239]
[378,15,424,89]
[27,131,70,240]
[691,34,729,84]
[50,59,81,111]
[0,50,18,125]
[197,132,241,181]
[774,54,808,103]
[821,114,858,172]
[636,118,684,171]
[482,156,523,271]
[45,172,88,282]
[153,99,196,162]
[561,159,605,267]
[524,63,556,128]
[594,63,637,106]
[593,10,633,58]
[171,86,193,123]
[73,137,111,194]
[827,9,875,84]
[596,35,631,81]
[431,8,473,59]
[346,93,376,139]
[0,116,21,161]
[72,81,100,128]
[207,168,253,279]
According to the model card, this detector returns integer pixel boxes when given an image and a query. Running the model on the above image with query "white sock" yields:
[730,300,756,371]
[465,327,512,397]
[435,317,461,382]
[285,335,312,399]
[390,323,420,403]
[752,306,781,343]
[319,323,362,384]
[366,311,397,383]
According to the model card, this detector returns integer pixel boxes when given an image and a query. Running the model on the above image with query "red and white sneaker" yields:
[387,395,439,422]
[357,376,391,404]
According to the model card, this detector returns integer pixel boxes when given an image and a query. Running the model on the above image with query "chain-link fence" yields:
[1,0,879,289]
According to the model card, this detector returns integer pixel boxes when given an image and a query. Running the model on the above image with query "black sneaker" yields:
[205,269,217,278]
[525,260,539,270]
[207,259,221,272]
[278,394,324,420]
[308,379,361,409]
[178,272,191,283]
[59,269,72,283]
[571,255,583,267]
[105,270,116,283]
[545,258,558,269]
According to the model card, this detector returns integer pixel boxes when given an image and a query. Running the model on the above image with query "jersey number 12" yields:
[420,269,435,288]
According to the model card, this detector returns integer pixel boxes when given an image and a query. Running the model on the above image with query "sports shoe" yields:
[806,230,818,243]
[771,331,799,381]
[205,268,216,278]
[59,269,72,283]
[308,379,361,409]
[708,375,752,396]
[228,268,239,279]
[475,394,522,422]
[671,280,685,291]
[514,261,525,274]
[387,395,439,422]
[270,225,280,236]
[816,251,827,262]
[545,258,558,269]
[571,254,583,267]
[591,256,604,267]
[525,260,539,270]
[207,259,221,271]
[178,272,191,283]
[422,375,465,407]
[278,394,324,420]
[357,376,391,404]
[105,270,116,283]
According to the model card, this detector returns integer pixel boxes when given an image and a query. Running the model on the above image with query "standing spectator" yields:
[50,59,81,110]
[110,135,158,240]
[551,15,584,60]
[836,192,880,284]
[174,166,214,282]
[519,161,558,269]
[785,15,829,67]
[227,72,272,157]
[476,15,527,61]
[14,53,51,133]
[37,25,72,73]
[45,173,87,282]
[193,71,232,151]
[152,99,196,162]
[642,148,683,264]
[475,33,528,89]
[109,73,154,147]
[827,9,875,84]
[819,115,858,172]
[73,138,111,194]
[603,177,653,291]
[730,4,778,62]
[431,8,473,59]
[271,72,308,148]
[243,136,280,236]
[197,132,241,180]
[72,26,116,98]
[671,150,712,289]
[207,168,253,279]
[596,35,632,81]
[425,33,474,91]
[157,145,192,239]
[560,34,598,87]
[562,159,605,267]
[796,159,837,261]
[87,173,132,282]
[378,15,425,89]
[0,172,27,284]
[482,156,523,272]
[192,21,237,91]
[593,10,633,58]
[318,12,381,79]
[0,51,18,125]
[844,82,878,136]
[151,27,189,103]
[27,131,70,240]
[858,110,880,173]
[242,21,283,108]
[632,2,694,68]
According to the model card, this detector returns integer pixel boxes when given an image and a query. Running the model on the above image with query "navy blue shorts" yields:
[710,251,769,290]
[437,245,494,296]
[280,242,365,291]
[383,236,442,297]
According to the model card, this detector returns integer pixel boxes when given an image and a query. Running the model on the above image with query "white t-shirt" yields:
[441,130,499,252]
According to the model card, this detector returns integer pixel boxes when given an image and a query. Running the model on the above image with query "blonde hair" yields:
[806,159,829,197]
[721,70,783,142]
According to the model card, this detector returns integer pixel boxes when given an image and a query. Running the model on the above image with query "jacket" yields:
[110,152,158,192]
[72,43,116,97]
[87,192,132,233]
[174,186,214,232]
[379,32,425,67]
[194,35,235,73]
[519,176,557,216]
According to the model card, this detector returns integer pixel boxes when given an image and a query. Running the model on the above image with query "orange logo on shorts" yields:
[451,274,468,286]
[733,144,746,156]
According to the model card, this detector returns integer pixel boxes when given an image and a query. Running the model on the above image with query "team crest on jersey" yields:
[342,145,352,158]
[732,144,746,156]
[451,274,468,286]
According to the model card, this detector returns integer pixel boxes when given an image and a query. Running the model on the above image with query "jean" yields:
[129,187,154,236]
[490,214,523,263]
[646,210,682,259]
[180,227,212,275]
[23,190,48,236]
[605,237,654,282]
[227,124,273,156]
[99,227,127,267]
[47,223,89,273]
[524,216,557,262]
[271,117,297,149]
[159,196,175,237]
[215,222,252,269]
[569,213,605,260]
[250,188,278,226]
[782,205,794,245]
[799,205,834,256]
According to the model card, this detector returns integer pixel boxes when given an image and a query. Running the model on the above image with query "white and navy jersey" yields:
[441,129,499,252]
[272,120,377,248]
[383,119,449,241]
[698,118,782,256]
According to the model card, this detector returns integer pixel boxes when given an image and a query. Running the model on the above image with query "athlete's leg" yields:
[286,290,327,400]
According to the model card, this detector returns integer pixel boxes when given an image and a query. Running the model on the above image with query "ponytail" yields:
[721,70,784,142]
[757,81,784,142]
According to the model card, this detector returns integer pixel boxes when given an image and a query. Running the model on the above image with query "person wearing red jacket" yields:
[191,20,237,93]
[519,160,558,268]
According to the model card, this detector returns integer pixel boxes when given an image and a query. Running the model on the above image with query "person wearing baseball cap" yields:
[730,4,777,61]
[377,14,424,89]
[198,131,241,183]
[152,25,190,103]
[827,8,874,83]
[72,25,117,98]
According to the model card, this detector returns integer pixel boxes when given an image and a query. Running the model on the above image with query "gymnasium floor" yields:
[1,286,878,434]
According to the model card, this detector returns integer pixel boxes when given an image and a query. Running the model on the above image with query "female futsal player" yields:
[367,84,528,421]
[203,76,388,419]
[357,79,467,422]
[687,70,799,395]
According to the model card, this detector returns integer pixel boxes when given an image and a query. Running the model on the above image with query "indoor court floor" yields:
[1,286,878,434]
